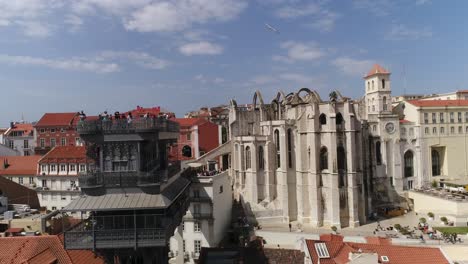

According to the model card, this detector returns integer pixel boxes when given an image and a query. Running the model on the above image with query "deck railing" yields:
[79,161,181,188]
[77,118,179,134]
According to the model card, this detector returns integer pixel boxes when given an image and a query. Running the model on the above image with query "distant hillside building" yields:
[0,155,41,190]
[37,146,91,210]
[170,118,220,162]
[3,122,35,156]
[34,113,82,155]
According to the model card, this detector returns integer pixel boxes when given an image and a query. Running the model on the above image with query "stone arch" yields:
[252,90,265,109]
[230,99,237,108]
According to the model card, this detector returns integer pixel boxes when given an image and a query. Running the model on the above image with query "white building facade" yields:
[227,64,468,229]
[3,123,35,156]
[36,146,90,210]
[170,170,232,264]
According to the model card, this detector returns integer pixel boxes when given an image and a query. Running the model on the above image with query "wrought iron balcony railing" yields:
[76,118,179,134]
[79,161,181,188]
[64,215,169,249]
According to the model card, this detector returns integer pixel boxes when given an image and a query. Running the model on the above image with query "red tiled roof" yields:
[35,113,77,127]
[305,236,450,264]
[173,118,206,127]
[6,123,34,136]
[0,235,105,264]
[5,228,24,233]
[0,236,73,264]
[39,146,91,164]
[0,155,40,175]
[399,119,411,123]
[365,64,390,78]
[457,90,468,93]
[407,99,468,107]
[28,248,57,264]
[0,176,40,208]
[67,250,106,264]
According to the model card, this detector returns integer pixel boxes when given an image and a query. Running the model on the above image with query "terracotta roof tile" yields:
[0,235,105,264]
[365,64,390,78]
[35,113,78,127]
[0,155,40,175]
[407,99,468,107]
[0,236,73,264]
[173,118,207,127]
[28,248,57,264]
[6,123,34,136]
[39,146,91,164]
[305,237,450,264]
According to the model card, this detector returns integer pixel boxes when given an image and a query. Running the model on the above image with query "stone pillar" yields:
[250,144,258,204]
[308,127,321,227]
[295,131,304,222]
[328,116,340,228]
[346,130,360,227]
[277,126,289,222]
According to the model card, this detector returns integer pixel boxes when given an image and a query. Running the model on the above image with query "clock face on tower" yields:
[385,122,395,134]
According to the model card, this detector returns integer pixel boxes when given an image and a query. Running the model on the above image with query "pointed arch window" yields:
[383,97,387,111]
[367,81,370,91]
[372,80,375,90]
[287,129,293,168]
[258,146,264,170]
[336,113,344,131]
[431,150,440,176]
[319,114,327,125]
[404,151,414,177]
[337,146,346,187]
[376,141,382,165]
[320,147,328,171]
[245,146,251,169]
[382,79,385,89]
[274,129,281,168]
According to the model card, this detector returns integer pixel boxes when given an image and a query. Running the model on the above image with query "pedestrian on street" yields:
[289,223,292,232]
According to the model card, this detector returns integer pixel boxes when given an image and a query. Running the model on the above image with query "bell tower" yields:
[364,64,391,118]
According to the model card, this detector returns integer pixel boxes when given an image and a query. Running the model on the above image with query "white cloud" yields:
[307,11,339,32]
[179,41,224,56]
[386,24,432,40]
[275,41,325,63]
[0,54,120,73]
[65,15,84,32]
[250,75,277,85]
[279,73,314,83]
[331,57,375,76]
[0,0,61,37]
[194,74,225,84]
[275,3,320,18]
[99,51,169,70]
[416,0,431,5]
[352,0,392,16]
[124,0,247,32]
[15,21,52,37]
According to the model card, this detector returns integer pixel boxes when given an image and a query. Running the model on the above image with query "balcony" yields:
[77,118,179,135]
[79,162,181,188]
[64,215,169,250]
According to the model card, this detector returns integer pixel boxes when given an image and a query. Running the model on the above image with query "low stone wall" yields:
[409,190,468,226]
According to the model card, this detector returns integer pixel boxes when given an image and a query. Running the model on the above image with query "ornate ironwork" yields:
[77,118,179,134]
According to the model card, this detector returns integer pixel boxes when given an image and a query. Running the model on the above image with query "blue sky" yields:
[0,0,467,126]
